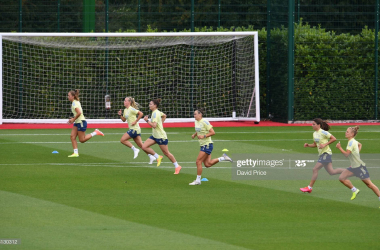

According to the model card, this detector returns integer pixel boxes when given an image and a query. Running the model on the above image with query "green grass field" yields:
[1,125,380,249]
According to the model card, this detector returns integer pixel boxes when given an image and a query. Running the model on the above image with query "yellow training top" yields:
[195,118,213,146]
[313,129,332,156]
[71,100,86,123]
[151,109,167,139]
[123,106,141,134]
[346,138,365,168]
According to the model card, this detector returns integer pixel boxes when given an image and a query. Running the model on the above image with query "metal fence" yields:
[0,0,379,122]
[0,0,267,33]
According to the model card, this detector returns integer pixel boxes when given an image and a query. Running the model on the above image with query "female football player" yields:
[142,99,182,174]
[336,126,380,202]
[67,89,104,157]
[300,118,344,193]
[118,96,144,159]
[189,109,232,185]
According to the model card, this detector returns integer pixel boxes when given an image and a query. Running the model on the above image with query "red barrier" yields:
[0,121,378,130]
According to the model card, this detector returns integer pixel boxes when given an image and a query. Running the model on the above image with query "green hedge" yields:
[190,23,379,120]
[294,21,377,120]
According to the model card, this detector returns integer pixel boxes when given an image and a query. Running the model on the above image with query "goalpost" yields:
[0,32,259,124]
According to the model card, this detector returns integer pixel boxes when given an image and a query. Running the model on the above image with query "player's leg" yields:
[133,136,144,149]
[158,144,176,163]
[203,154,232,168]
[141,138,157,155]
[339,169,359,200]
[300,162,323,193]
[141,137,160,164]
[197,152,209,175]
[197,143,231,168]
[131,135,144,159]
[70,126,78,149]
[158,144,181,173]
[362,178,380,197]
[203,154,216,168]
[121,130,140,159]
[189,151,209,185]
[339,169,355,188]
[77,131,92,143]
[68,126,79,157]
[324,163,345,175]
[120,132,133,148]
[310,162,324,186]
[77,122,103,143]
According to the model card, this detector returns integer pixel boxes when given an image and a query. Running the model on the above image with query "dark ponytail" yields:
[195,108,205,116]
[151,98,162,108]
[313,118,330,131]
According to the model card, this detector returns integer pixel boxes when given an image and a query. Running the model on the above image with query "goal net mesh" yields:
[2,35,257,121]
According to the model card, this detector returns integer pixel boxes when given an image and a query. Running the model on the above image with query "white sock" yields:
[148,154,153,158]
[308,186,312,190]
[173,162,179,168]
[153,153,159,159]
[90,132,97,137]
[131,146,136,151]
[74,149,78,154]
[378,197,380,201]
[218,157,225,162]
[196,175,201,182]
[351,187,357,192]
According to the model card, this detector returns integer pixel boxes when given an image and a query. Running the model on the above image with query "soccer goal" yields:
[0,32,259,124]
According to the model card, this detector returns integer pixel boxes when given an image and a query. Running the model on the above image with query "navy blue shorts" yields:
[74,120,87,132]
[200,143,213,155]
[127,129,141,139]
[149,136,168,145]
[347,165,370,179]
[318,153,332,165]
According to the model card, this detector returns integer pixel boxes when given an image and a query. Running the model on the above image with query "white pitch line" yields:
[0,161,336,166]
[0,162,228,168]
[0,162,197,166]
[1,163,380,170]
[0,132,180,136]
[214,131,380,133]
[1,131,380,136]
[1,138,379,144]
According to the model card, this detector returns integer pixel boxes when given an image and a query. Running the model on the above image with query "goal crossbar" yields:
[0,32,258,37]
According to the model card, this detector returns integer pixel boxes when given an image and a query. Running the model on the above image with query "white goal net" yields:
[0,32,259,124]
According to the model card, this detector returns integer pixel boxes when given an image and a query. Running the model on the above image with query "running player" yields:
[67,89,104,157]
[300,118,344,193]
[142,99,182,174]
[118,96,145,159]
[189,109,232,185]
[336,126,380,202]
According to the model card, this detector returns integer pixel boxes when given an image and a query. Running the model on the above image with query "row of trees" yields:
[0,0,266,32]
[1,0,376,33]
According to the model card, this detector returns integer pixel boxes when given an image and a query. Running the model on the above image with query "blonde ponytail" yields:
[127,96,139,110]
[350,126,360,136]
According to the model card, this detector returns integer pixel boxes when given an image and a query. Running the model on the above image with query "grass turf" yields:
[0,126,380,249]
